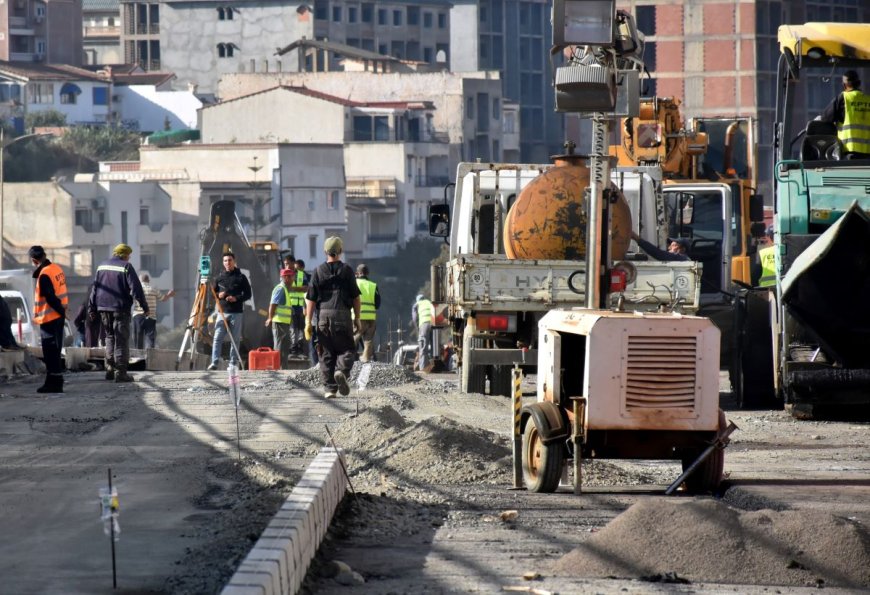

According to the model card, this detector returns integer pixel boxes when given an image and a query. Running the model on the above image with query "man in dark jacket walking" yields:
[89,244,148,382]
[208,252,252,370]
[304,237,360,398]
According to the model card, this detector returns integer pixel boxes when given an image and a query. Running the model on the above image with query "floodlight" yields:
[552,0,615,46]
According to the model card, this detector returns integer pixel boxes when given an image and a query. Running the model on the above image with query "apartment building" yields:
[311,0,452,66]
[0,0,82,65]
[83,0,122,65]
[450,0,559,163]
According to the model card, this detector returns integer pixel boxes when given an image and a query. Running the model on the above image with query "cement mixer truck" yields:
[429,151,702,395]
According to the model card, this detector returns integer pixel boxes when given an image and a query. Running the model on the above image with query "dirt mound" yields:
[321,407,511,486]
[285,362,420,390]
[551,499,870,588]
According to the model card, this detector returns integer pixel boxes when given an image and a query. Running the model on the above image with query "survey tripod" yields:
[176,256,244,371]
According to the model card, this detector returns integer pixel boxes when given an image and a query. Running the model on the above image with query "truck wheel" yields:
[681,411,726,494]
[489,365,514,397]
[521,416,564,493]
[735,290,776,409]
[460,336,487,394]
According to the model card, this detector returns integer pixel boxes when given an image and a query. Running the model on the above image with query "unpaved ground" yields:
[1,363,868,594]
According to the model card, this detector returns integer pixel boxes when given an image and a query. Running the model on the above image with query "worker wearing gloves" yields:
[89,243,149,382]
[412,294,435,371]
[354,263,380,362]
[29,245,68,393]
[304,236,361,398]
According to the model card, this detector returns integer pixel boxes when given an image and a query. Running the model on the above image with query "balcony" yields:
[84,25,121,38]
[346,187,398,210]
[413,175,451,188]
[139,220,171,244]
[137,59,161,71]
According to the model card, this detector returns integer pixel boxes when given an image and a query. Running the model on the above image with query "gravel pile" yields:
[551,498,870,588]
[285,362,420,390]
[315,404,511,486]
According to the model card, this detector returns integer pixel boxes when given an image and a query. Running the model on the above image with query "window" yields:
[438,12,446,28]
[636,5,655,35]
[60,86,78,104]
[327,190,339,210]
[392,9,402,26]
[423,47,433,63]
[314,0,328,20]
[374,116,389,140]
[353,115,390,141]
[378,8,387,25]
[423,12,432,28]
[348,6,357,23]
[332,5,341,21]
[140,207,150,225]
[217,43,235,58]
[286,236,296,255]
[361,3,373,22]
[466,96,474,118]
[493,97,500,119]
[309,235,318,258]
[28,83,53,104]
[353,115,372,140]
[407,6,419,25]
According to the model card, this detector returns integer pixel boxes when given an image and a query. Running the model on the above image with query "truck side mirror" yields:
[749,193,764,222]
[429,203,450,238]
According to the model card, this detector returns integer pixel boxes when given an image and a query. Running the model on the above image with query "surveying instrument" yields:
[175,255,214,370]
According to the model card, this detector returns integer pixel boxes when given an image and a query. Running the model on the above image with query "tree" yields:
[59,125,142,169]
[25,109,67,129]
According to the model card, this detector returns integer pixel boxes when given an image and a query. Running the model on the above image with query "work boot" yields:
[114,367,134,383]
[324,389,337,399]
[37,375,64,394]
[334,370,350,396]
[105,362,115,380]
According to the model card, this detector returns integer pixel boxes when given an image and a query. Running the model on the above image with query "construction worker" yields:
[354,263,381,362]
[412,294,435,371]
[631,231,690,262]
[88,243,148,383]
[304,236,361,398]
[820,70,870,157]
[265,267,295,368]
[757,227,776,288]
[132,273,175,349]
[289,259,309,358]
[208,252,252,370]
[29,246,68,393]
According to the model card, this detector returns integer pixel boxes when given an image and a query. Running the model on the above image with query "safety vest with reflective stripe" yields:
[33,263,69,325]
[271,283,293,324]
[289,270,306,307]
[839,89,870,154]
[758,245,777,288]
[416,299,433,329]
[357,278,377,321]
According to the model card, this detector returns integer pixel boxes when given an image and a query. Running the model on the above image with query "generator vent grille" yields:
[625,335,697,410]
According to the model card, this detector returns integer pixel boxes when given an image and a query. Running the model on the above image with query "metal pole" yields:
[665,421,739,495]
[585,114,612,310]
[108,468,117,589]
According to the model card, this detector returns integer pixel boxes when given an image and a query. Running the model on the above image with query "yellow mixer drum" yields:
[504,157,631,260]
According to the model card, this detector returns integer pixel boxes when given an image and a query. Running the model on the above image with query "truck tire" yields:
[489,365,514,397]
[521,415,564,493]
[733,290,777,409]
[460,336,487,394]
[681,410,726,494]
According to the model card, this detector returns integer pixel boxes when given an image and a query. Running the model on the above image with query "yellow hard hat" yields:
[113,243,133,257]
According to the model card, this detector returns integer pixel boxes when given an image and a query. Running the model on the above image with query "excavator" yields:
[176,200,283,369]
[610,97,774,408]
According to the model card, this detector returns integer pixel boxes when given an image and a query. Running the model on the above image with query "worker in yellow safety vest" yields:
[289,259,309,358]
[354,264,381,362]
[756,226,776,288]
[820,70,870,157]
[265,268,296,368]
[412,294,435,371]
[29,245,69,393]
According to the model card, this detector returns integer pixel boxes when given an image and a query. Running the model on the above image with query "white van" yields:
[1,289,39,347]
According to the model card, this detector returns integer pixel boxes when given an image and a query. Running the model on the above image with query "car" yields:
[1,290,39,348]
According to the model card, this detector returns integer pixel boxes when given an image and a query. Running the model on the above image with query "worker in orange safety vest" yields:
[29,245,69,393]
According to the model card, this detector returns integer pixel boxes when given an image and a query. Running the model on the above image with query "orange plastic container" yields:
[248,347,280,370]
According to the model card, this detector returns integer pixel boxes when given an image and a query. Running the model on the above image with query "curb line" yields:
[221,447,347,595]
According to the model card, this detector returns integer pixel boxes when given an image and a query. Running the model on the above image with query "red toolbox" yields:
[248,347,280,370]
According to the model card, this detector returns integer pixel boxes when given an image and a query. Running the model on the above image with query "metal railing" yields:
[414,175,451,188]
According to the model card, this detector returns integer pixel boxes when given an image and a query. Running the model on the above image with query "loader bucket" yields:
[781,201,870,367]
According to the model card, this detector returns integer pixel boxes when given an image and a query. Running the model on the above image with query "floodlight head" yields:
[554,64,617,112]
[552,0,616,47]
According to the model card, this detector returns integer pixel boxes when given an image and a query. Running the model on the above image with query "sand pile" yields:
[319,405,512,485]
[551,499,870,588]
